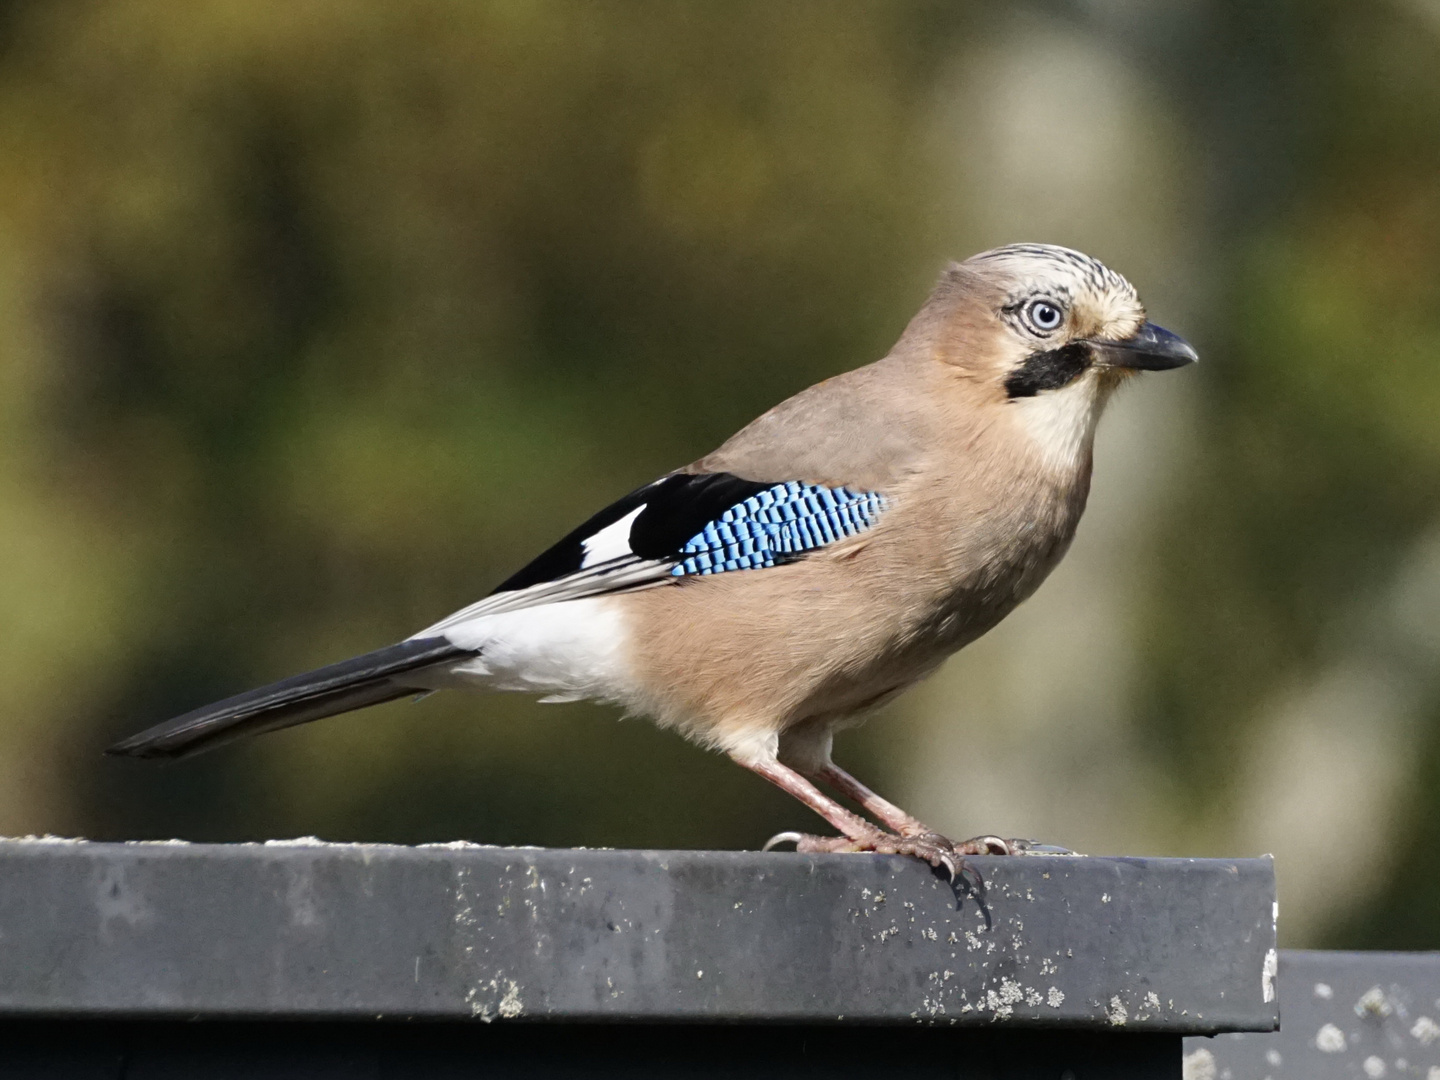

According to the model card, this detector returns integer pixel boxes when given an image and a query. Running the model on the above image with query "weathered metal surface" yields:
[1185,950,1440,1080]
[0,838,1276,1032]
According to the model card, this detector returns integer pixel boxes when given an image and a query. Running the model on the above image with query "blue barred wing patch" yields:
[671,482,888,577]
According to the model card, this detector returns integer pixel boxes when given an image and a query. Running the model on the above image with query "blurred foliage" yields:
[1130,0,1440,946]
[0,0,966,849]
[0,0,1435,948]
[1140,0,1440,773]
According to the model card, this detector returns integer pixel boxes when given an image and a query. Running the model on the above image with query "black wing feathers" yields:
[629,474,773,559]
[491,472,772,594]
[106,637,475,760]
[490,484,656,594]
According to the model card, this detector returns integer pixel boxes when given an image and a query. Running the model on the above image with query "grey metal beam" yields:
[0,838,1276,1032]
[1185,950,1440,1080]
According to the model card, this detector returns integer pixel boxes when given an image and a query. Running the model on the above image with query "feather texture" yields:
[106,637,474,759]
[671,481,888,576]
[419,473,889,637]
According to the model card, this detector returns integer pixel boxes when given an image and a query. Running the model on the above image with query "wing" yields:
[419,472,889,634]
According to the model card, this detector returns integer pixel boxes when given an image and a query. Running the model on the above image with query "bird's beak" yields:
[1087,322,1198,371]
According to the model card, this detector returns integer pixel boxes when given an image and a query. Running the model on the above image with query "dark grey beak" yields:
[1087,322,1198,371]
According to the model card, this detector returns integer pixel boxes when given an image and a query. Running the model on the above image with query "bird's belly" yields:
[616,561,998,749]
[776,528,1075,728]
[783,607,987,727]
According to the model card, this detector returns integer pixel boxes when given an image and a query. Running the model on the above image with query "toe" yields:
[796,834,868,854]
[913,830,958,851]
[955,835,1012,856]
[1007,839,1075,855]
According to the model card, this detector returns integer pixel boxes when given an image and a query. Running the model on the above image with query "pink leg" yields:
[815,763,1012,856]
[740,757,961,876]
[745,758,886,841]
[815,763,931,837]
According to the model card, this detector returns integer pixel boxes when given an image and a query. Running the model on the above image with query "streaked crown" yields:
[966,243,1145,342]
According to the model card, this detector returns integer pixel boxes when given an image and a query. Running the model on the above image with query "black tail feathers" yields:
[106,637,476,761]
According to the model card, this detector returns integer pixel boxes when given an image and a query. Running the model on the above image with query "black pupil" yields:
[1033,303,1059,328]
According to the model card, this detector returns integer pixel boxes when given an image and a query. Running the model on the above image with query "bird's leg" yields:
[813,763,1014,856]
[813,763,936,838]
[741,757,960,876]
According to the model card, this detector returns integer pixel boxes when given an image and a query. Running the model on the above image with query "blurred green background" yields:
[0,0,1436,950]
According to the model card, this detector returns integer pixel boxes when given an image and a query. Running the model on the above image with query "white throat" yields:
[1009,370,1109,474]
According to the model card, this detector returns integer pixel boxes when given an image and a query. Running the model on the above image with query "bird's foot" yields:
[950,834,1014,855]
[1001,838,1076,855]
[951,836,1075,855]
[763,830,1073,877]
[763,828,962,879]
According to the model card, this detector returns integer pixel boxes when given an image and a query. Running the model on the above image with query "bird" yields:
[108,243,1197,875]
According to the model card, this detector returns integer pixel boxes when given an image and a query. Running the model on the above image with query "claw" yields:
[1006,839,1076,855]
[956,836,1077,855]
[767,828,1067,870]
[762,828,961,879]
[955,835,1012,856]
[762,831,805,852]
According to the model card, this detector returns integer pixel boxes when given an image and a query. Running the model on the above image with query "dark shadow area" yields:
[0,1020,1180,1080]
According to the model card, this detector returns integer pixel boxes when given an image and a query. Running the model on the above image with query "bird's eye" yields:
[1025,300,1065,333]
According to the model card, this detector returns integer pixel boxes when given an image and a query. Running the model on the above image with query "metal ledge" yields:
[1186,950,1440,1079]
[0,839,1276,1032]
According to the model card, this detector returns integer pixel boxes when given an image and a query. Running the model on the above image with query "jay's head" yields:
[920,243,1197,470]
[959,242,1196,396]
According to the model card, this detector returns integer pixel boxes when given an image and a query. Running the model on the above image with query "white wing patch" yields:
[580,505,644,568]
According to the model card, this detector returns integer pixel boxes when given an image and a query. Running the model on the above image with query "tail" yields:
[106,637,477,760]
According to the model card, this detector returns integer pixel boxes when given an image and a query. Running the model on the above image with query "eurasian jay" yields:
[109,243,1197,874]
